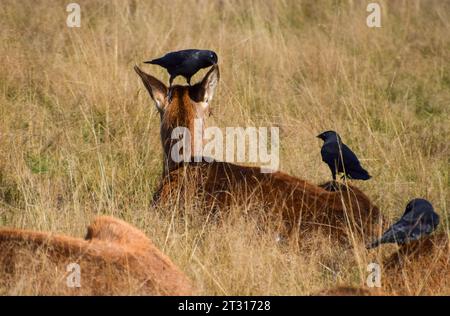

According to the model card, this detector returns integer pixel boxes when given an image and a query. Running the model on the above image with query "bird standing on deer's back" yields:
[317,130,371,181]
[144,49,218,86]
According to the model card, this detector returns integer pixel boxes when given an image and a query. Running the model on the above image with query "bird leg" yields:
[167,87,173,103]
[321,181,339,192]
[167,76,175,102]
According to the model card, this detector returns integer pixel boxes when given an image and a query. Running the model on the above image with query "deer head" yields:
[134,65,220,175]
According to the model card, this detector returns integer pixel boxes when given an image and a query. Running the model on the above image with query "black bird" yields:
[317,130,371,181]
[144,49,218,86]
[367,198,440,249]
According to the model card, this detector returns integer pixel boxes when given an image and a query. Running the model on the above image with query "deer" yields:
[381,232,450,295]
[134,64,384,243]
[315,286,385,296]
[0,216,193,295]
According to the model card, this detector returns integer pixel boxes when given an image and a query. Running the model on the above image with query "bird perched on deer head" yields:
[317,130,371,181]
[144,49,218,87]
[367,198,440,249]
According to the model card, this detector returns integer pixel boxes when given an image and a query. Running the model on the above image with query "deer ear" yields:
[200,64,219,104]
[134,65,167,114]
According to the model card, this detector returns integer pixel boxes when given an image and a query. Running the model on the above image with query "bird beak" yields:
[316,134,322,139]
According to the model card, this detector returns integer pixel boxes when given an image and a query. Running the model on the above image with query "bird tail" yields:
[349,169,371,180]
[144,58,163,65]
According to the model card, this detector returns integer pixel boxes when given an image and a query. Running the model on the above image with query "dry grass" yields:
[0,0,449,295]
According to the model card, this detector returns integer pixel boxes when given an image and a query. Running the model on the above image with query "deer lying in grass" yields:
[315,286,385,296]
[0,216,193,295]
[382,233,450,295]
[134,65,383,243]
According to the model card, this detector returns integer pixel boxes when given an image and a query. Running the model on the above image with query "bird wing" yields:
[377,219,412,244]
[321,145,342,176]
[163,52,189,68]
[341,144,363,169]
[380,211,438,245]
[403,211,440,237]
[367,222,407,248]
[367,206,440,249]
[150,50,197,69]
[320,143,338,163]
[173,49,201,65]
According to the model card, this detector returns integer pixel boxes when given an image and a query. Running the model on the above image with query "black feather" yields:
[367,198,440,249]
[144,49,218,86]
[317,130,371,181]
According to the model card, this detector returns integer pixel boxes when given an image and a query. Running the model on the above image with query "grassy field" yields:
[0,0,449,295]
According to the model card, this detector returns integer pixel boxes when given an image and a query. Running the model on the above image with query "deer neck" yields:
[160,102,206,176]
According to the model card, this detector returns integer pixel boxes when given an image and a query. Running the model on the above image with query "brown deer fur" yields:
[314,286,385,296]
[135,65,383,242]
[0,216,193,295]
[382,233,450,295]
